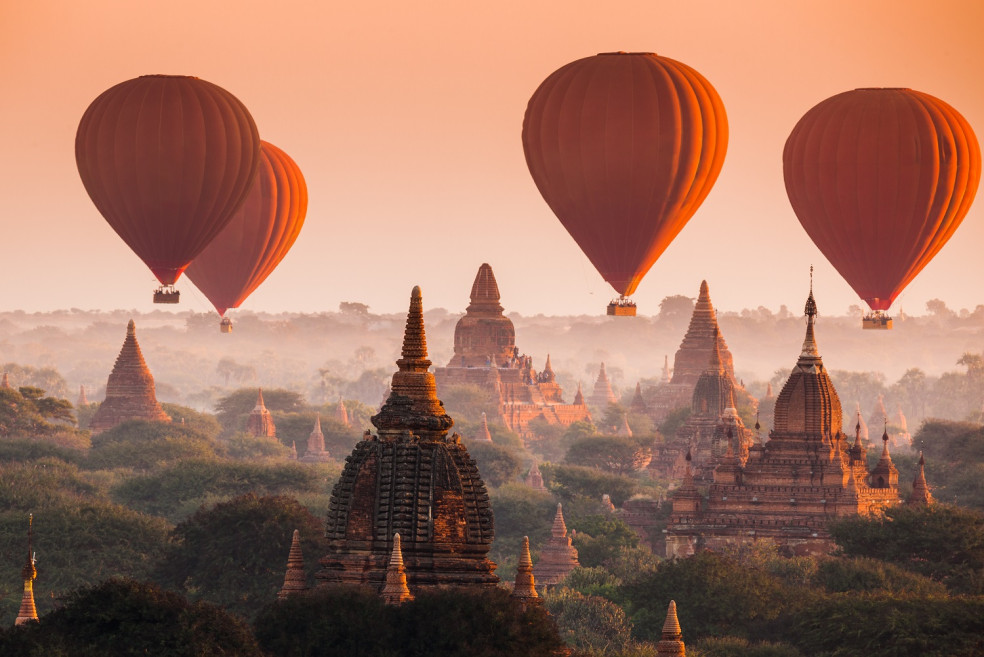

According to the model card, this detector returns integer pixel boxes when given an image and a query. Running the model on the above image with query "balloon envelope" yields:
[783,88,980,311]
[185,141,308,316]
[76,75,261,286]
[522,52,728,297]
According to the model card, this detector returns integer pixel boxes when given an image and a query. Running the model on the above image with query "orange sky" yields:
[2,1,983,317]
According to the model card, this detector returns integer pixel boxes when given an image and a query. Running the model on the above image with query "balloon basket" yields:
[862,312,892,330]
[607,297,637,316]
[219,317,233,333]
[153,286,180,304]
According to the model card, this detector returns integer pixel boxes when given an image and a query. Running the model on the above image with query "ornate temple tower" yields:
[532,503,580,586]
[88,320,170,434]
[656,601,686,657]
[665,285,903,557]
[380,534,413,605]
[908,452,933,506]
[450,263,516,368]
[246,389,277,438]
[318,287,497,592]
[511,536,540,611]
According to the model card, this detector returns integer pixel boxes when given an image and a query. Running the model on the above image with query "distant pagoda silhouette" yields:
[246,389,277,438]
[88,320,170,434]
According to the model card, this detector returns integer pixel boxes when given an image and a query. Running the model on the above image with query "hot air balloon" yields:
[185,141,308,332]
[783,88,980,329]
[76,75,261,303]
[522,52,728,316]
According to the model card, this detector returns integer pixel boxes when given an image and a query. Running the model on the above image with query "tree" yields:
[0,579,262,657]
[153,494,327,619]
[254,586,565,657]
[565,436,653,475]
[828,503,984,594]
[85,420,218,471]
[540,464,639,507]
[466,441,522,487]
[0,363,70,398]
[0,386,78,439]
[439,384,501,424]
[545,588,636,654]
[569,515,640,567]
[214,388,306,435]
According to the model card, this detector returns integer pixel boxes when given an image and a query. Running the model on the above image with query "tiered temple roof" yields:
[665,286,904,557]
[434,264,590,437]
[246,389,277,438]
[532,503,579,586]
[319,287,497,592]
[88,320,170,434]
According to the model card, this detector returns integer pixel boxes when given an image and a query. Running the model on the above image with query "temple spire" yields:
[380,533,413,605]
[466,263,504,314]
[477,412,493,441]
[511,536,539,607]
[335,396,349,426]
[278,529,308,599]
[908,452,934,506]
[0,372,9,389]
[15,514,38,626]
[372,287,453,440]
[656,600,686,656]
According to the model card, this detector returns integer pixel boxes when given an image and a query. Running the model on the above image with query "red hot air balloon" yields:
[783,88,980,329]
[185,141,308,332]
[522,52,728,315]
[76,75,261,303]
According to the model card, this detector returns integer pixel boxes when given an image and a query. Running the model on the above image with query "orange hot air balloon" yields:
[76,75,261,302]
[522,52,728,312]
[784,88,980,321]
[185,141,308,330]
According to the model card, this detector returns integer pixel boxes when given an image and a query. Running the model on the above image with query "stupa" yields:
[77,385,89,406]
[300,413,331,462]
[474,412,493,442]
[88,320,170,434]
[246,389,277,438]
[629,382,648,415]
[380,533,413,605]
[15,515,38,626]
[318,286,498,592]
[656,600,686,657]
[665,284,904,557]
[510,536,539,611]
[434,264,590,437]
[335,397,349,427]
[907,452,933,506]
[532,503,579,586]
[525,460,547,491]
[278,529,308,599]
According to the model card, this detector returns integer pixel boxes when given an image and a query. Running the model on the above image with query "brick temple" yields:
[665,288,905,557]
[433,263,590,438]
[246,389,277,438]
[318,286,498,592]
[88,320,170,434]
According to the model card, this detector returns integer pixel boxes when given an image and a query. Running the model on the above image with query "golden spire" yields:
[551,503,568,538]
[15,514,38,625]
[656,600,686,656]
[380,533,413,605]
[511,536,538,601]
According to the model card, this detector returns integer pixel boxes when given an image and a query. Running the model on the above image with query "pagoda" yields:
[656,601,686,657]
[246,389,277,438]
[278,529,308,599]
[77,385,89,406]
[525,460,546,491]
[88,320,170,434]
[510,536,540,611]
[335,397,349,427]
[588,363,618,410]
[665,283,904,557]
[648,281,736,422]
[434,264,590,437]
[300,413,331,462]
[318,286,498,592]
[532,503,579,586]
[907,452,933,506]
[15,515,38,626]
[380,533,413,605]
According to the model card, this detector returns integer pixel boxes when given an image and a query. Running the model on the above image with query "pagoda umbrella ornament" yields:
[783,88,980,330]
[522,52,728,316]
[76,75,261,303]
[185,141,308,332]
